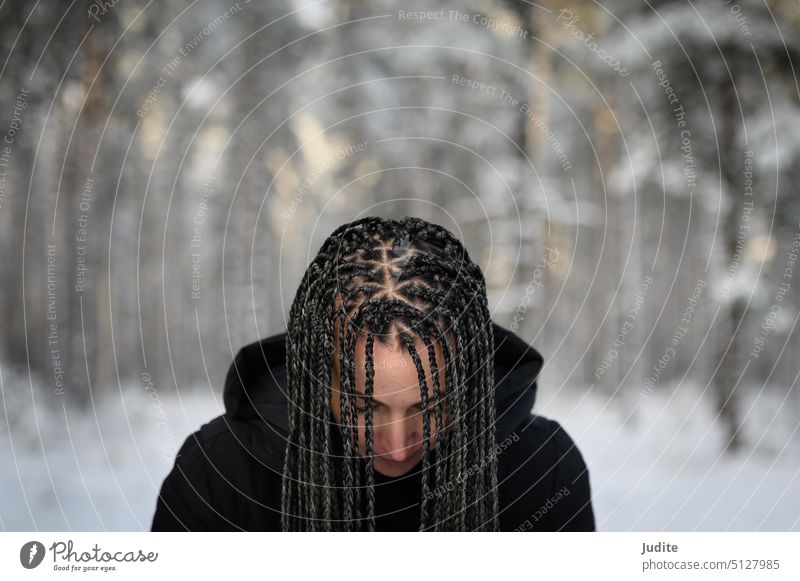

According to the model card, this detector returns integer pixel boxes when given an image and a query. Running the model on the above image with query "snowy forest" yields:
[1,0,799,530]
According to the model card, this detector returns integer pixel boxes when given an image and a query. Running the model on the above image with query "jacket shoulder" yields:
[151,414,284,531]
[151,426,220,531]
[498,414,596,531]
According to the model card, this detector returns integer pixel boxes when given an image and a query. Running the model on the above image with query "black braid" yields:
[363,331,377,531]
[281,216,498,531]
[400,333,433,529]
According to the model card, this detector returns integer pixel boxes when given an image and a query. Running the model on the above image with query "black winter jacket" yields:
[151,322,596,531]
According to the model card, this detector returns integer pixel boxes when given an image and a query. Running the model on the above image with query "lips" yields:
[377,456,412,466]
[374,454,419,475]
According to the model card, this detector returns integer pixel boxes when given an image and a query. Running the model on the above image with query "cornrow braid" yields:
[281,216,498,531]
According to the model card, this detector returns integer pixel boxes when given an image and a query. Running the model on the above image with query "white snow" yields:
[0,378,223,531]
[538,380,800,531]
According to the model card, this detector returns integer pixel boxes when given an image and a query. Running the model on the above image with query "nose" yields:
[376,417,415,462]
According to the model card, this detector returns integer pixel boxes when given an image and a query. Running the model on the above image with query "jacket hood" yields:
[221,321,544,467]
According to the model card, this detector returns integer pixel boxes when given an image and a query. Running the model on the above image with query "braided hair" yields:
[281,216,498,531]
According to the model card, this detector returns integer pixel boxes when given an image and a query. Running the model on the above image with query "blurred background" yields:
[1,0,799,530]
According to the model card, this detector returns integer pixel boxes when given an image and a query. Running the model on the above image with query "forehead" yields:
[332,329,451,398]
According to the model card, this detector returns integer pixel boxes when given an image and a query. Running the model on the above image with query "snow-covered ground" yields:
[538,381,800,531]
[0,375,224,531]
[1,374,798,531]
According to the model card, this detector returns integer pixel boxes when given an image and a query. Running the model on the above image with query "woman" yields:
[151,216,595,531]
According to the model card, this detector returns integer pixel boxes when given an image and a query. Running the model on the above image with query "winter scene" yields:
[0,0,798,534]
